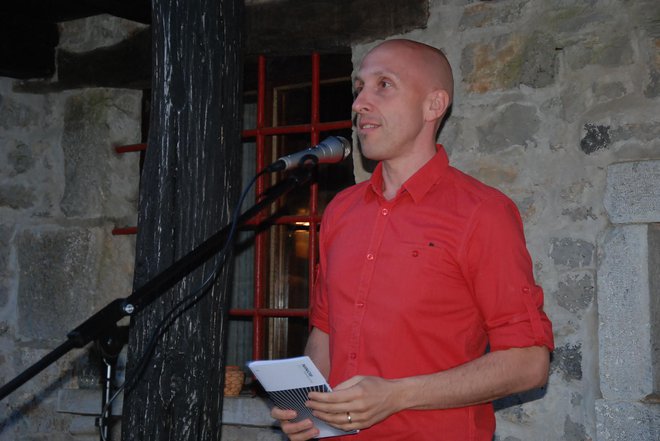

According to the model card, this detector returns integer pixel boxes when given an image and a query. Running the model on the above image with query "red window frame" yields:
[232,53,352,361]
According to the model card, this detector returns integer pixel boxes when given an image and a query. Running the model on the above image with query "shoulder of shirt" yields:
[322,166,517,217]
[443,165,517,209]
[321,180,371,222]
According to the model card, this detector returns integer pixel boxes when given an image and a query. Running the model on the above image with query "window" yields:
[227,53,355,366]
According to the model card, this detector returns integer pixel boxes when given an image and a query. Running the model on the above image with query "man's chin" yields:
[359,147,377,160]
[357,138,376,156]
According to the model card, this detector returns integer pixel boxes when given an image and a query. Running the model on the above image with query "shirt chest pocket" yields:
[378,241,469,310]
[395,241,453,275]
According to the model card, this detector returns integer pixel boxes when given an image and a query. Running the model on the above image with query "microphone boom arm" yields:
[0,168,315,401]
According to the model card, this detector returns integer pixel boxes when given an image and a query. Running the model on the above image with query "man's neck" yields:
[380,148,436,200]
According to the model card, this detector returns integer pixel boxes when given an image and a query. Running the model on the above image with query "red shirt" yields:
[310,147,554,441]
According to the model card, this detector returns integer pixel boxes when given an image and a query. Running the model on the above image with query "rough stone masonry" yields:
[0,1,659,440]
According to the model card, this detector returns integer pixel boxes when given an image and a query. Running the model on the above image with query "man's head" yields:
[352,39,453,163]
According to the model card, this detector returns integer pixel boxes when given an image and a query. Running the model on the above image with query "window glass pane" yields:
[319,79,353,123]
[276,85,310,126]
[268,224,309,309]
[266,317,309,360]
[270,56,312,125]
[226,317,252,366]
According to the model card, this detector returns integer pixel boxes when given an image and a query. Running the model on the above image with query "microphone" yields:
[266,136,352,172]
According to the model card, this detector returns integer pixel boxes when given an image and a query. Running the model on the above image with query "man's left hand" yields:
[305,375,405,431]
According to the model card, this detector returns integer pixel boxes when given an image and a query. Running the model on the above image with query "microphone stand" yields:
[0,167,315,401]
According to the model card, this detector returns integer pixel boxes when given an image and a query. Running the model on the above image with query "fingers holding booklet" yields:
[271,406,322,441]
[248,356,358,439]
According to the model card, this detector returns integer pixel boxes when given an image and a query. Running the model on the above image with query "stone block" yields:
[604,160,660,224]
[595,400,660,441]
[58,15,147,53]
[644,34,660,98]
[221,425,284,441]
[222,396,277,426]
[610,123,660,150]
[7,142,36,176]
[67,415,99,437]
[580,124,611,154]
[0,184,36,210]
[461,33,558,93]
[476,103,540,152]
[554,272,595,314]
[565,32,634,70]
[551,343,583,382]
[645,67,660,98]
[60,89,140,219]
[563,415,588,441]
[597,225,654,400]
[17,227,102,340]
[549,238,594,269]
[0,92,42,130]
[458,1,525,30]
[544,4,609,34]
[593,81,627,103]
[649,224,660,393]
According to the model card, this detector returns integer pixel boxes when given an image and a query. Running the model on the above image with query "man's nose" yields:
[352,91,371,113]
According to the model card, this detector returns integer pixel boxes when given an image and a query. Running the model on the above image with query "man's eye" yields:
[380,80,392,88]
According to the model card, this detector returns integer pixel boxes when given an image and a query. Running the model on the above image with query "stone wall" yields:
[1,1,659,440]
[350,0,660,440]
[0,16,142,441]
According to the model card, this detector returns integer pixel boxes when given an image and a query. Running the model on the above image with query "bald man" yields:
[271,39,554,441]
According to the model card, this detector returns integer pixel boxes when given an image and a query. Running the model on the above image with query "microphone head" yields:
[267,136,353,172]
[318,136,352,162]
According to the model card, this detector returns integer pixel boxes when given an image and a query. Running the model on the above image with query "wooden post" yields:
[121,0,243,440]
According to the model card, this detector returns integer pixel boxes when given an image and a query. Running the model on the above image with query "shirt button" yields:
[381,208,389,216]
[366,253,375,260]
[412,250,419,257]
[356,302,365,308]
[349,353,357,359]
[522,286,530,294]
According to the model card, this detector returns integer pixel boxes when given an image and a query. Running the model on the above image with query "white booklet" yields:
[248,356,358,438]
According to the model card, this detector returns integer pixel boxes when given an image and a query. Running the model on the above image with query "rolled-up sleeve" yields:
[460,196,554,352]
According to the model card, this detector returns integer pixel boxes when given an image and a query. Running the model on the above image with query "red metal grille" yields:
[237,53,351,360]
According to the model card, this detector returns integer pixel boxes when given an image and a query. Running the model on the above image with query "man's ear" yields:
[425,89,450,122]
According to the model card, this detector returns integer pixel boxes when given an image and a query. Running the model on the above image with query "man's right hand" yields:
[271,406,320,441]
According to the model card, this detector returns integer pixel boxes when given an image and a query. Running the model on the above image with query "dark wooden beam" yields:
[244,0,429,55]
[0,0,150,24]
[13,28,150,91]
[7,0,428,86]
[0,15,58,79]
[0,0,149,81]
[121,0,243,439]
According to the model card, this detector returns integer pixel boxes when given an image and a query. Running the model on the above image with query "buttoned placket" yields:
[345,197,396,375]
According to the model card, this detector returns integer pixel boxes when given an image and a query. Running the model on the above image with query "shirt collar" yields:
[367,145,450,203]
